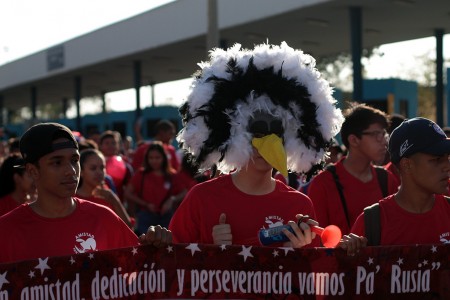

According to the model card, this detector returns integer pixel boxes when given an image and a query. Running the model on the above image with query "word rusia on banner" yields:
[0,243,448,299]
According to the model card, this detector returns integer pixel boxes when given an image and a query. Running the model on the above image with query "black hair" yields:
[0,155,26,197]
[181,152,200,178]
[8,138,20,153]
[99,130,118,145]
[143,141,171,175]
[154,120,175,133]
[78,149,104,188]
[388,113,407,134]
[340,103,389,149]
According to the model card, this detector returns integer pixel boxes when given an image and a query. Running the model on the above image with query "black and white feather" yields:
[177,42,344,175]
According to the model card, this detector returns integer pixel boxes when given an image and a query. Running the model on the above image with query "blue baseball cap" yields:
[388,117,450,164]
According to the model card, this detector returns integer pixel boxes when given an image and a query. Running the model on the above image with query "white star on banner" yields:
[397,258,404,265]
[167,245,173,253]
[278,247,294,256]
[422,260,428,266]
[88,253,95,259]
[0,272,9,290]
[35,258,50,275]
[28,271,35,278]
[69,257,75,265]
[431,245,437,253]
[132,247,138,255]
[220,245,227,251]
[272,250,279,257]
[186,243,201,256]
[367,257,374,265]
[238,246,253,262]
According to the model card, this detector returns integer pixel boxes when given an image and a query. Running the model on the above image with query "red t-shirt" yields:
[75,193,114,210]
[0,198,139,263]
[384,161,400,184]
[169,175,319,247]
[105,155,132,200]
[308,158,399,234]
[0,194,21,217]
[351,194,450,245]
[130,170,183,212]
[177,170,198,191]
[273,172,287,185]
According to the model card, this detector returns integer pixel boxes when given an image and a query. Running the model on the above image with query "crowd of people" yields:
[0,42,449,267]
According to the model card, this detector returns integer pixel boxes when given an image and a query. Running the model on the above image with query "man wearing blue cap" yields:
[341,117,450,253]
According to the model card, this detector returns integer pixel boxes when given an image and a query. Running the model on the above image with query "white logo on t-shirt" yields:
[263,216,285,229]
[439,232,450,244]
[73,232,97,254]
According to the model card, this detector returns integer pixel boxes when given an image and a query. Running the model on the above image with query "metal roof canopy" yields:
[0,0,449,111]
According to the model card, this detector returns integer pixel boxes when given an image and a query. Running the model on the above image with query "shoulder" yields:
[436,194,450,207]
[74,198,118,218]
[372,164,396,180]
[132,169,145,179]
[274,181,314,205]
[0,204,29,225]
[309,164,337,187]
[191,175,229,191]
[374,194,396,211]
[182,175,230,201]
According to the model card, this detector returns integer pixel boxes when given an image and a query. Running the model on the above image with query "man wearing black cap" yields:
[341,117,450,254]
[0,122,171,263]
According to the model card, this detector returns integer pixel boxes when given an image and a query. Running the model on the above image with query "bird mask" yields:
[177,42,344,178]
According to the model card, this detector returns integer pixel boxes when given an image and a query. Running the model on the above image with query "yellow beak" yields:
[251,134,288,177]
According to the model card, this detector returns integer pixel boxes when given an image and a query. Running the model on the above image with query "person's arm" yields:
[134,117,144,145]
[123,179,156,212]
[212,213,232,245]
[160,189,188,214]
[339,213,367,256]
[139,225,172,248]
[307,173,331,227]
[282,214,317,248]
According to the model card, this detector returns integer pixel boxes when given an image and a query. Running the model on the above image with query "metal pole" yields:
[350,7,363,101]
[435,29,444,126]
[207,0,219,55]
[0,95,3,126]
[31,86,37,120]
[74,76,82,131]
[62,98,68,119]
[134,61,142,118]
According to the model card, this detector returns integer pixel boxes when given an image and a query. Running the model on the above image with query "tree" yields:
[315,47,382,93]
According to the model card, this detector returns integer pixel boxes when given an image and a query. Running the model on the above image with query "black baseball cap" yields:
[388,117,450,164]
[19,123,79,164]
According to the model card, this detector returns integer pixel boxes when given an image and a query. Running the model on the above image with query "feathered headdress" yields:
[177,42,344,177]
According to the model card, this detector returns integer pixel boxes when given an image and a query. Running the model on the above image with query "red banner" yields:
[0,243,449,299]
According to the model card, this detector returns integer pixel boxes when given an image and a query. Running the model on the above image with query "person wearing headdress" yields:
[168,42,344,247]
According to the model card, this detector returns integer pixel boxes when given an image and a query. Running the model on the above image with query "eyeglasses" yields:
[360,130,389,142]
